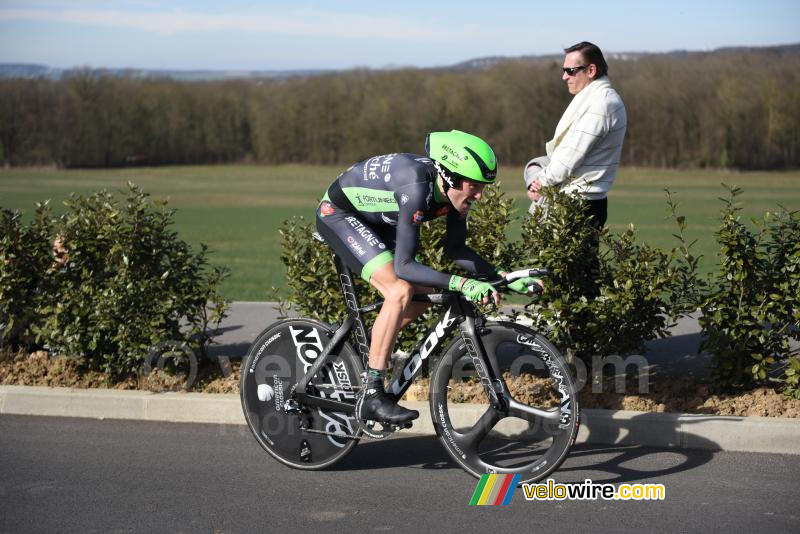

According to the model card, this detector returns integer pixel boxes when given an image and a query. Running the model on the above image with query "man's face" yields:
[447,178,487,215]
[562,50,593,95]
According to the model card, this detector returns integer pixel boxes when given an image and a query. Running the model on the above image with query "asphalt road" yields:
[1,415,798,533]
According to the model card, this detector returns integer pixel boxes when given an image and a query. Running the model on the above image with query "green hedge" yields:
[699,185,800,388]
[0,203,55,347]
[518,189,700,359]
[0,184,229,379]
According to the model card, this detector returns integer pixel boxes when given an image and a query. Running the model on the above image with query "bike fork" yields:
[457,312,508,412]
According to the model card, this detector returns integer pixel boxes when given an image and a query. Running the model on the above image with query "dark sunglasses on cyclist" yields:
[562,65,588,76]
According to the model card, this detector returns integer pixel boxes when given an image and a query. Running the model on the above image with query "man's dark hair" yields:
[564,41,608,78]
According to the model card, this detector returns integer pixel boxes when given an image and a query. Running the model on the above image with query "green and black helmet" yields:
[425,130,498,185]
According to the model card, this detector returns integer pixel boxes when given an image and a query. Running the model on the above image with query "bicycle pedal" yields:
[391,421,413,431]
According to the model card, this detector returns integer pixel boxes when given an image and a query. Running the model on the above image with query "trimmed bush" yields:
[698,185,800,387]
[0,183,229,379]
[0,203,55,347]
[519,189,700,360]
[783,357,800,399]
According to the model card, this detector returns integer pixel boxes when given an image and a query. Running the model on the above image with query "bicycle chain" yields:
[298,418,398,441]
[300,427,360,441]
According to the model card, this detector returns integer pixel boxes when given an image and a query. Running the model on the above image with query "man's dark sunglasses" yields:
[562,65,587,76]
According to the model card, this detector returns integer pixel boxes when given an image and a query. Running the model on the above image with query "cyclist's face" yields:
[448,179,487,214]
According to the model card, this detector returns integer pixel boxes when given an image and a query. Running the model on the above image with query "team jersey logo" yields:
[320,201,334,217]
[412,210,425,224]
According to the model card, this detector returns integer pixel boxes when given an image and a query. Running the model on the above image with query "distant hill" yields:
[0,64,335,81]
[0,63,58,78]
[2,43,798,81]
[447,43,800,70]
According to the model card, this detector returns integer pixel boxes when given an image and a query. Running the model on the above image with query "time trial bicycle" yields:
[240,241,580,485]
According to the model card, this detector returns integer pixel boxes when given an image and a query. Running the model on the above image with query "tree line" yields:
[1,48,798,169]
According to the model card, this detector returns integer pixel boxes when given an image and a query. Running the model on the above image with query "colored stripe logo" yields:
[469,474,521,505]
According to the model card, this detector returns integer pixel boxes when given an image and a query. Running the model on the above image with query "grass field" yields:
[2,165,799,300]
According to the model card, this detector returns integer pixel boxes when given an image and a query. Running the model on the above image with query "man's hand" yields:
[449,275,500,306]
[526,179,542,201]
[524,155,549,202]
[508,276,544,296]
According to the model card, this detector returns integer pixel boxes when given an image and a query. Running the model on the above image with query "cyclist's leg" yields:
[316,202,430,368]
[400,284,436,330]
[401,289,433,328]
[316,203,417,423]
[360,262,421,423]
[369,226,433,341]
[367,265,434,370]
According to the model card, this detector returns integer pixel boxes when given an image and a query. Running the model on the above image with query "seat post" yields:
[331,253,371,363]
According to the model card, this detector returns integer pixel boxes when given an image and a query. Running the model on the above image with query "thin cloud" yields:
[0,7,520,43]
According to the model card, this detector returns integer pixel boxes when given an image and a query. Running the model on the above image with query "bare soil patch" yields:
[0,350,241,394]
[402,374,800,418]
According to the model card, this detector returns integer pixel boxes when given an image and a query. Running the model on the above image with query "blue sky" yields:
[0,0,797,70]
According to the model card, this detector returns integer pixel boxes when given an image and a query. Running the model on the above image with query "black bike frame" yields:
[293,253,508,414]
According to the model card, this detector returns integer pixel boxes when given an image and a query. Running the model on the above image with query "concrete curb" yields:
[0,386,243,425]
[1,385,799,455]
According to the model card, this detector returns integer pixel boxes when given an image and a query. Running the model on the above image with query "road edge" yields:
[1,385,798,455]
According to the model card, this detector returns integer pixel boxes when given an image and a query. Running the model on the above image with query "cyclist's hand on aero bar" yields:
[498,268,544,296]
[507,276,544,296]
[449,275,500,306]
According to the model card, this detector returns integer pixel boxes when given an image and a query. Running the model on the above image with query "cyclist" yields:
[315,130,541,425]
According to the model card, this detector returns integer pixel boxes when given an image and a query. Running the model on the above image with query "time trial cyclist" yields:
[315,130,542,425]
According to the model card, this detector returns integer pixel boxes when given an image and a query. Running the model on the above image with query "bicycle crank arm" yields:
[507,398,562,420]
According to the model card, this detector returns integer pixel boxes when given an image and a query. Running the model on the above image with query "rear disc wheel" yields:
[240,318,363,470]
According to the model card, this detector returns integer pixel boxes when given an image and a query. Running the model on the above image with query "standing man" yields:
[524,41,626,229]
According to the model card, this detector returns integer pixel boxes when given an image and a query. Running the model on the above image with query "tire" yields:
[429,321,580,485]
[240,318,363,470]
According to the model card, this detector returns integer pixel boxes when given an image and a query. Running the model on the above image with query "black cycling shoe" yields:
[358,386,419,424]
